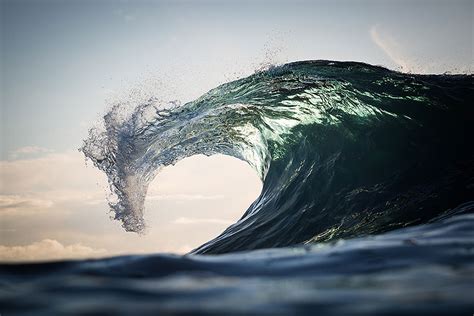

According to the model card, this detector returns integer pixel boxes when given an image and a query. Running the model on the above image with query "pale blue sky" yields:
[1,0,472,159]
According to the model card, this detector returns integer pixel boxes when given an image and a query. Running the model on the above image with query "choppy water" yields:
[1,211,473,315]
[1,61,473,315]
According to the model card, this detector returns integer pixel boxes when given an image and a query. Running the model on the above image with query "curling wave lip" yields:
[80,60,474,254]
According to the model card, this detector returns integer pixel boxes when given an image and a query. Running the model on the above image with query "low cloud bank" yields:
[0,239,107,262]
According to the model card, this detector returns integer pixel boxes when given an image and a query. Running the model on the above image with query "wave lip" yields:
[81,60,474,253]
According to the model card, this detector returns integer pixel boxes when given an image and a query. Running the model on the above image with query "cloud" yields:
[147,194,225,201]
[0,239,107,262]
[124,14,135,22]
[173,217,234,225]
[0,195,53,212]
[0,150,107,218]
[11,146,52,155]
[0,151,261,257]
[176,245,193,254]
[0,150,106,198]
[370,25,421,73]
[113,8,136,23]
[8,146,52,159]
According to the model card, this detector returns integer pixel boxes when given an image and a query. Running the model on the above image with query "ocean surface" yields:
[1,60,473,315]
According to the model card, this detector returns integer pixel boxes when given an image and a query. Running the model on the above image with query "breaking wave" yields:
[80,60,473,254]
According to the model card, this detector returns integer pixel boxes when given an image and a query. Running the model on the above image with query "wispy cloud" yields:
[0,151,106,196]
[8,146,52,159]
[173,217,234,225]
[0,195,53,212]
[370,25,422,73]
[0,239,107,262]
[0,151,106,213]
[0,150,260,259]
[147,194,225,201]
[113,8,136,23]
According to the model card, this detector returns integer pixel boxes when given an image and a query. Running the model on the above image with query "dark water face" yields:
[80,60,473,254]
[192,62,474,254]
[1,211,473,315]
[2,61,472,315]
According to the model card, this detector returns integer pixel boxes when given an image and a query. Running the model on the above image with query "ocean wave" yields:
[80,60,474,254]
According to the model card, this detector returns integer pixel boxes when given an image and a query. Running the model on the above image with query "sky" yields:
[0,0,472,261]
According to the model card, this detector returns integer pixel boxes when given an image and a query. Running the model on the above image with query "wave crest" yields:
[81,60,473,253]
